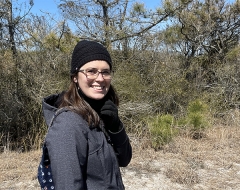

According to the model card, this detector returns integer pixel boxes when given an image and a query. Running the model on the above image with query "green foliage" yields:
[0,40,71,150]
[42,30,79,53]
[132,2,145,14]
[113,61,146,103]
[225,46,240,61]
[179,99,210,134]
[188,112,207,131]
[163,0,175,14]
[188,99,207,115]
[143,57,190,114]
[167,0,240,88]
[148,114,177,150]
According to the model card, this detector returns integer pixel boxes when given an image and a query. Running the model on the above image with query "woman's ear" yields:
[73,77,78,83]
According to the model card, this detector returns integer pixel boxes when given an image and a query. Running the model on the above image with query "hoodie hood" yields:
[42,92,65,127]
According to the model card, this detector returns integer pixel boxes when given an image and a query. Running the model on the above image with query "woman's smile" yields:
[92,85,105,91]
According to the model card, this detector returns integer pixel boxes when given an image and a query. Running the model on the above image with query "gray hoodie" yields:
[42,94,132,190]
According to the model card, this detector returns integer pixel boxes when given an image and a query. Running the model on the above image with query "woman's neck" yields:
[78,89,107,114]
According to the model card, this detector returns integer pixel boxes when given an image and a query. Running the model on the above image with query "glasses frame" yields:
[78,68,113,80]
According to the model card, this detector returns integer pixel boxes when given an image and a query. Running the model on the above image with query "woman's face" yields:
[74,60,111,100]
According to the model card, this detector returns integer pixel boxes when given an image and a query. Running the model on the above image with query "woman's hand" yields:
[100,100,120,132]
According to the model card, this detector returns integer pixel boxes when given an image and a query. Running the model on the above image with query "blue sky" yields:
[18,0,235,16]
[26,0,161,16]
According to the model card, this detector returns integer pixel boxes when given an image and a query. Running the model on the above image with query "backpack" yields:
[38,144,55,190]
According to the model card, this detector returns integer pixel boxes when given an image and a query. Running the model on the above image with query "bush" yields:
[188,99,209,130]
[148,114,177,150]
[178,99,210,139]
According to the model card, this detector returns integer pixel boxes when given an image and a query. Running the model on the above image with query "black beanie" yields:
[71,40,112,74]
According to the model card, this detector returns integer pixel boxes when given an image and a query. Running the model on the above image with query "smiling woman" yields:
[38,40,132,189]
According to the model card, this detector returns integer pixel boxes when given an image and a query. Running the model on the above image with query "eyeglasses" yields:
[78,68,113,80]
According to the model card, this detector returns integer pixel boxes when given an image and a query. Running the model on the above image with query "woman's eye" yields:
[102,71,110,75]
[87,69,97,74]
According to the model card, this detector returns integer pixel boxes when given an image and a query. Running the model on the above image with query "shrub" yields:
[148,114,177,150]
[188,99,209,130]
[178,99,210,139]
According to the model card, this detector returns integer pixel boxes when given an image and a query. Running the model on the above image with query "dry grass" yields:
[1,123,240,189]
[121,124,240,190]
[0,150,41,189]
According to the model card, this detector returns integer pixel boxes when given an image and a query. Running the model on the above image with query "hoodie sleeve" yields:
[108,123,132,167]
[45,111,88,190]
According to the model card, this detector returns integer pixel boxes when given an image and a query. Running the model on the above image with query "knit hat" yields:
[71,40,112,74]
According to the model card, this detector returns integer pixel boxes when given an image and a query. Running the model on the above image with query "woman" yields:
[42,40,132,189]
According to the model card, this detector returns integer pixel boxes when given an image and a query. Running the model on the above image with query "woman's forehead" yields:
[80,60,110,69]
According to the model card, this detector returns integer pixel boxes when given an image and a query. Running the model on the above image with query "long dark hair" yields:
[59,73,119,127]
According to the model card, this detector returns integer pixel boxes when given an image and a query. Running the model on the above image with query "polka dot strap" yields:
[37,144,55,189]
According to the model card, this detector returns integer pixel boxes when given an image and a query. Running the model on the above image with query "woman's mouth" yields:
[92,85,104,90]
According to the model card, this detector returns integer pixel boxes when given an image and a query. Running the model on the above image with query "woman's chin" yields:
[89,94,106,100]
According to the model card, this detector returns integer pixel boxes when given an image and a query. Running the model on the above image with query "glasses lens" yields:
[85,68,97,79]
[86,68,98,75]
[101,70,112,79]
[84,68,112,79]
